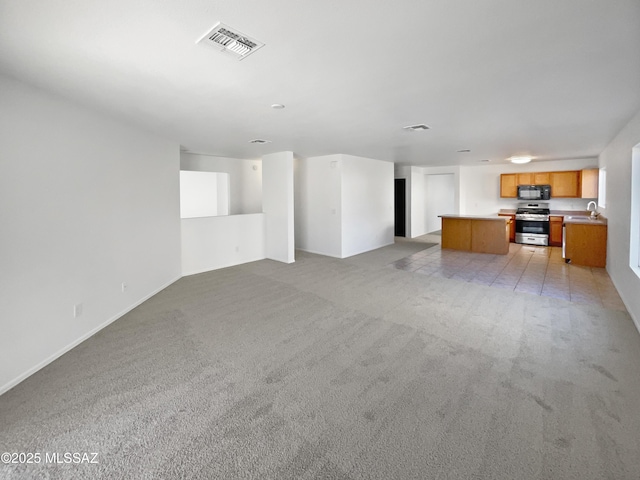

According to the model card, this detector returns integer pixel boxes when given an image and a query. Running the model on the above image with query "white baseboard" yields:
[608,274,640,335]
[182,255,267,276]
[341,241,395,258]
[298,241,396,259]
[0,275,182,396]
[296,248,342,258]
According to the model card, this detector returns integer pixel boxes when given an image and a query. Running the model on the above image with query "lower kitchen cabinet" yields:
[564,222,607,267]
[549,216,563,247]
[440,216,510,254]
[498,213,516,242]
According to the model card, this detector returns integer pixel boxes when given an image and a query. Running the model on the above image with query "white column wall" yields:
[0,75,181,394]
[341,155,395,257]
[410,166,427,238]
[263,151,295,263]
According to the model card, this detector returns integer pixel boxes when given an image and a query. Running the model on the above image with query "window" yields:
[598,168,606,208]
[630,145,640,276]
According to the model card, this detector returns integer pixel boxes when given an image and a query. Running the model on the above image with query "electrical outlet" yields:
[121,282,127,293]
[73,303,83,318]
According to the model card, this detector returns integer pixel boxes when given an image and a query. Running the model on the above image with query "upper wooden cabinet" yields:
[499,169,595,198]
[517,173,533,185]
[580,168,599,198]
[500,174,517,198]
[500,173,536,197]
[533,172,550,184]
[549,171,580,198]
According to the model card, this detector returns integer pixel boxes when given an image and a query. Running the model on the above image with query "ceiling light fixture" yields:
[509,156,532,164]
[457,149,471,153]
[403,124,430,131]
[249,139,272,144]
[271,104,285,109]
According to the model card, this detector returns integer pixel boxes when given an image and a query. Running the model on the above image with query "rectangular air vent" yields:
[403,124,431,131]
[197,22,264,60]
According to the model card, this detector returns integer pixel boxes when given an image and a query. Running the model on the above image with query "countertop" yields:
[439,214,509,221]
[563,215,607,226]
[497,209,607,225]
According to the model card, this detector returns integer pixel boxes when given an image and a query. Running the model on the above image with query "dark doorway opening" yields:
[394,179,406,237]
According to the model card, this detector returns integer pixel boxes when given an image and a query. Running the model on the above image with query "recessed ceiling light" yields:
[271,104,285,109]
[457,149,471,153]
[249,139,272,144]
[509,156,532,164]
[403,124,430,131]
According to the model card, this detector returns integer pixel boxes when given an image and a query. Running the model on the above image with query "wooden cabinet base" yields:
[498,213,516,242]
[441,217,509,255]
[564,223,607,267]
[549,216,563,247]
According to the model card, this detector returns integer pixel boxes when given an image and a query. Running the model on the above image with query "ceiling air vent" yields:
[403,124,430,131]
[197,22,264,60]
[249,139,271,144]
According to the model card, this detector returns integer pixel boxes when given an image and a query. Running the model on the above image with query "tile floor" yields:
[389,243,626,311]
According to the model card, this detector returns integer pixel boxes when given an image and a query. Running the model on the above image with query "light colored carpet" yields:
[1,245,640,479]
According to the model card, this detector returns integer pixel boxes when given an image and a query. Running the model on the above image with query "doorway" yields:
[394,179,406,237]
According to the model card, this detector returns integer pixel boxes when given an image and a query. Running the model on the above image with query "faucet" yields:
[586,201,597,217]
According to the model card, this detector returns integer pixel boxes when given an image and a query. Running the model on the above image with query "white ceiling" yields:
[1,0,639,166]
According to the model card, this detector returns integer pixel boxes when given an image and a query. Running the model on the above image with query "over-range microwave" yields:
[517,184,551,201]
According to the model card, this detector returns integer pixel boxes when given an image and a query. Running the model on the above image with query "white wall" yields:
[263,151,295,263]
[180,153,262,215]
[458,158,599,215]
[410,166,427,237]
[425,173,456,233]
[416,165,466,235]
[599,107,640,331]
[181,214,265,275]
[341,155,395,257]
[0,75,181,394]
[295,154,342,257]
[179,171,229,218]
[298,154,393,258]
[396,165,460,238]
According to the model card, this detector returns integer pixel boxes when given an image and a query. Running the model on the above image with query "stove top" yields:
[516,202,550,215]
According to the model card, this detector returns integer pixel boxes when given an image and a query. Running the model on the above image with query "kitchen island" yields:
[439,215,510,255]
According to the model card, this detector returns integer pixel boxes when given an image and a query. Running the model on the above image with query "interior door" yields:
[394,179,406,237]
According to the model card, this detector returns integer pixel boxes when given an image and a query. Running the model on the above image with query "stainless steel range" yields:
[515,202,550,246]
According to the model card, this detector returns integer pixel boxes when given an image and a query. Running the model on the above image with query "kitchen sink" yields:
[565,215,597,221]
